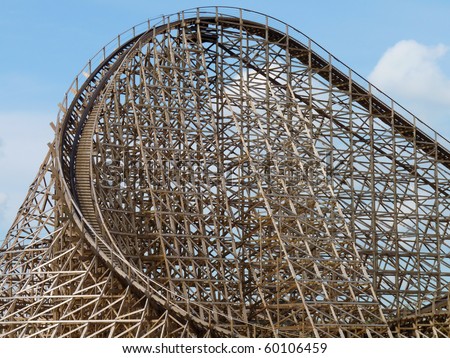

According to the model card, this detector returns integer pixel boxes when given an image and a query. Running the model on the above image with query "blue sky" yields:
[2,0,450,237]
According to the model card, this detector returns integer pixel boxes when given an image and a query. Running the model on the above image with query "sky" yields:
[2,0,450,238]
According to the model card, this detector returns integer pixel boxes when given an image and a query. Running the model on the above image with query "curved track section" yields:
[64,14,392,338]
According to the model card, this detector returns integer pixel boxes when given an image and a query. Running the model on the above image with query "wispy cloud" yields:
[0,111,54,239]
[368,40,450,137]
[0,192,6,213]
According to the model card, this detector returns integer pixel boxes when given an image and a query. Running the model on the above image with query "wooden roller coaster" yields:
[1,7,450,337]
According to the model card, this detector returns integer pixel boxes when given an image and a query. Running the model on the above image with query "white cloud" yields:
[369,40,450,103]
[368,40,450,137]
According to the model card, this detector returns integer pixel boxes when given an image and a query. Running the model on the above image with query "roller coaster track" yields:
[2,7,450,337]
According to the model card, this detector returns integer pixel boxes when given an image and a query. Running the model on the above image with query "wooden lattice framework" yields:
[2,7,450,337]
